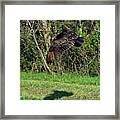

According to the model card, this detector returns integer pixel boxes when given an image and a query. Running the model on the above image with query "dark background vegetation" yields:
[20,20,100,76]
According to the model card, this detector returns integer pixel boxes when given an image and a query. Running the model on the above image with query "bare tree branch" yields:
[27,20,52,74]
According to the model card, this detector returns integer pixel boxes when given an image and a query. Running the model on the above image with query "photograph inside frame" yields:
[20,20,100,100]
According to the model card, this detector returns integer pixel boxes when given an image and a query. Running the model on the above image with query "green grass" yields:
[20,72,100,100]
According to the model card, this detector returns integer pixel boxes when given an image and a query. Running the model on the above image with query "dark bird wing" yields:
[74,37,84,47]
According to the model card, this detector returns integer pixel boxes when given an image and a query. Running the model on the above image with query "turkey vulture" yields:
[46,27,84,64]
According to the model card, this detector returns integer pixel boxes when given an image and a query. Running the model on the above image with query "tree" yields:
[20,20,100,76]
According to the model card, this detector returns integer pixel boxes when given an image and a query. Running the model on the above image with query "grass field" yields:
[20,72,100,100]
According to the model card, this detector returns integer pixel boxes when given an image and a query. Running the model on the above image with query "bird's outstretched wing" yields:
[47,27,84,64]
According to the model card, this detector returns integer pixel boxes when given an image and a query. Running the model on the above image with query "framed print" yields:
[0,0,120,119]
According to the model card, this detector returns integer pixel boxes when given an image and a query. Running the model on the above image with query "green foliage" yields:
[20,20,100,76]
[20,72,100,100]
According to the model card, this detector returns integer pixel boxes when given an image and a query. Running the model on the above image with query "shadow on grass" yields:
[43,90,73,100]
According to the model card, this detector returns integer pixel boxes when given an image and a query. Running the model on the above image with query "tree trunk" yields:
[42,20,51,56]
[27,20,52,74]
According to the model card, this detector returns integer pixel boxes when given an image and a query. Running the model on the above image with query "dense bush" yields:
[20,20,100,76]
